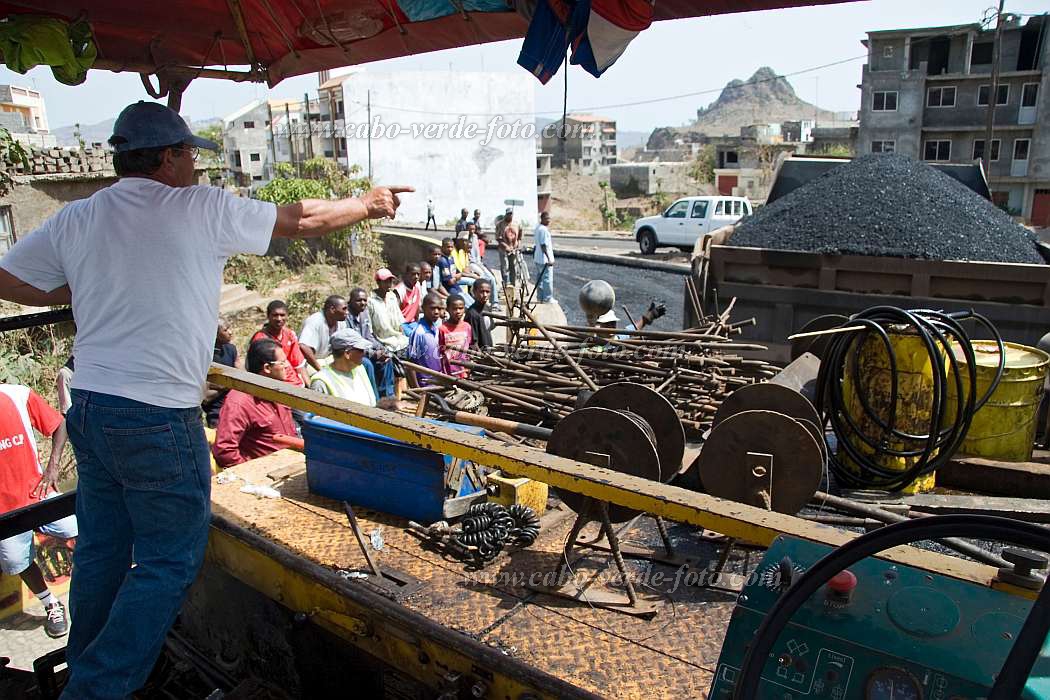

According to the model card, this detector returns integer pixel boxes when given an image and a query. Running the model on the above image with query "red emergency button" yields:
[826,570,857,606]
[829,570,857,594]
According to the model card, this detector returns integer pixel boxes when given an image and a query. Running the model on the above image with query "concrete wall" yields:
[0,175,117,242]
[609,162,691,197]
[339,72,538,228]
[857,64,925,158]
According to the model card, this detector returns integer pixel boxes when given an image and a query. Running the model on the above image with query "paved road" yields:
[381,225,686,329]
[386,225,639,253]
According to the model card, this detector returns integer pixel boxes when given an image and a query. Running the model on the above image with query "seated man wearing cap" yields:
[309,329,377,407]
[368,268,410,402]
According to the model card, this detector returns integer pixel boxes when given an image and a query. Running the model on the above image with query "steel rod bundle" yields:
[412,302,778,436]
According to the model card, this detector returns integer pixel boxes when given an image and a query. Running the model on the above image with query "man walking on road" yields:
[425,197,437,230]
[0,101,410,700]
[533,211,555,303]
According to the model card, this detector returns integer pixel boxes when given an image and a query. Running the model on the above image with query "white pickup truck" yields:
[633,195,753,255]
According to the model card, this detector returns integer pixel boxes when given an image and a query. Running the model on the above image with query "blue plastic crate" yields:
[302,414,486,523]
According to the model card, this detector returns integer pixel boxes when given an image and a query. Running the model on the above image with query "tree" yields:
[689,144,716,185]
[0,127,29,198]
[255,158,382,288]
[194,123,224,169]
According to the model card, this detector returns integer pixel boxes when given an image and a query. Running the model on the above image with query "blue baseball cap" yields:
[108,101,219,152]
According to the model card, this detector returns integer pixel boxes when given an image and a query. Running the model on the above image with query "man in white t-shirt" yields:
[0,101,411,700]
[533,211,555,303]
[299,294,348,371]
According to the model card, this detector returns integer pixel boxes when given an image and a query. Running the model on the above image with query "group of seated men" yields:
[206,254,500,470]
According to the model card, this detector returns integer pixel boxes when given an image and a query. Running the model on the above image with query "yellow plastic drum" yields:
[947,341,1050,463]
[840,330,941,494]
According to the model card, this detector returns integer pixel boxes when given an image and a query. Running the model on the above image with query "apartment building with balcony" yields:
[0,84,56,149]
[857,15,1050,225]
[541,113,618,174]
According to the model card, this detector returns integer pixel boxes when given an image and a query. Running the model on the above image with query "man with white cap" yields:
[309,328,377,407]
[0,100,411,698]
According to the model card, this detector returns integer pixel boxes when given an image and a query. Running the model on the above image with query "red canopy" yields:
[0,1,859,88]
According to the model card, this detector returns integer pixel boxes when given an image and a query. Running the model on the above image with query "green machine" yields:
[710,516,1050,699]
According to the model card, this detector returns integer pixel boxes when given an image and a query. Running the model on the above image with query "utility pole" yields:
[285,102,298,177]
[367,89,372,180]
[266,101,277,179]
[982,0,1006,174]
[303,92,314,160]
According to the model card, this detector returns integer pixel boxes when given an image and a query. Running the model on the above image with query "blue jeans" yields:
[62,390,212,700]
[535,262,554,303]
[362,356,395,397]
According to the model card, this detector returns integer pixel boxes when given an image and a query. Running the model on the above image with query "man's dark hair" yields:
[423,291,444,307]
[349,287,367,300]
[446,293,465,307]
[441,237,453,247]
[323,295,345,311]
[428,246,441,255]
[474,279,492,292]
[404,262,420,274]
[110,143,179,177]
[266,300,287,315]
[247,338,280,374]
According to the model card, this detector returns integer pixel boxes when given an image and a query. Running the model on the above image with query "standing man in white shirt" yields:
[533,211,555,303]
[0,101,410,700]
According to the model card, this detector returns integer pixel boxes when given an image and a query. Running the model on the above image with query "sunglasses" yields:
[175,145,200,161]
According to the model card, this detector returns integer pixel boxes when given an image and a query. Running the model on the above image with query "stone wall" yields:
[11,146,113,176]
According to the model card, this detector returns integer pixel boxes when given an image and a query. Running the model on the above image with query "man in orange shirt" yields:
[251,300,309,387]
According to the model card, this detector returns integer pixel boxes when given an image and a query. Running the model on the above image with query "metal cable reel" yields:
[537,383,687,617]
[688,354,828,515]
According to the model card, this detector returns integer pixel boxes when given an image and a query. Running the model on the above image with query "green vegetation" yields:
[688,144,716,185]
[0,126,29,197]
[253,158,384,289]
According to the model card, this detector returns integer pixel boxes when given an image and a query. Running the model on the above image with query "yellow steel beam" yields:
[207,364,1028,593]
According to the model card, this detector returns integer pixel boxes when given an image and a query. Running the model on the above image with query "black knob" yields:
[1002,548,1049,574]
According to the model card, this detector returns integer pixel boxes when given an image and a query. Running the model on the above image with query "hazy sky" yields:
[1,0,1046,133]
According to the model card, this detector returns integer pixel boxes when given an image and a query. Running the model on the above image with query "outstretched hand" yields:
[361,185,414,219]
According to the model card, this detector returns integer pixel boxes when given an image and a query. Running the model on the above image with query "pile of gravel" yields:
[730,154,1044,264]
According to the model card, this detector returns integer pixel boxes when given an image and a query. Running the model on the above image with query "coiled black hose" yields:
[815,307,1004,492]
[451,502,540,563]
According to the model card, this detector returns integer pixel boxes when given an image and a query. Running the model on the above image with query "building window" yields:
[249,152,261,162]
[252,175,263,181]
[0,206,15,255]
[872,91,898,111]
[923,140,951,161]
[971,42,994,65]
[336,137,346,154]
[883,45,894,58]
[1014,139,1030,162]
[927,86,956,108]
[233,152,242,167]
[243,120,255,129]
[977,85,1009,106]
[725,151,738,164]
[871,140,896,154]
[972,139,1001,161]
[1021,83,1039,108]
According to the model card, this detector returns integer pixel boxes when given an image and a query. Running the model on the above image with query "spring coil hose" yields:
[815,306,1005,492]
[451,502,541,562]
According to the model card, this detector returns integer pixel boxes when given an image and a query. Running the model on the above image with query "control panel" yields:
[710,536,1035,699]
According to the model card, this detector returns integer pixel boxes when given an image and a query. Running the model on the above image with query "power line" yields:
[342,54,867,119]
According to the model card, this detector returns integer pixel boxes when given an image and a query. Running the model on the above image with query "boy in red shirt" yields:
[0,383,75,637]
[438,294,473,378]
[251,300,308,387]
